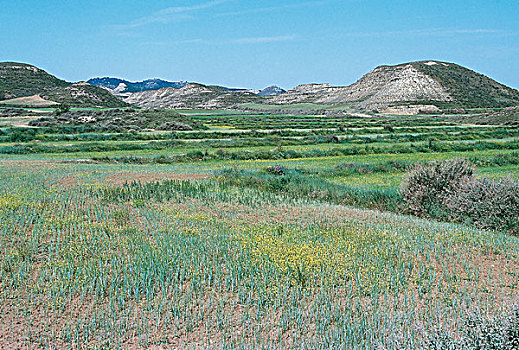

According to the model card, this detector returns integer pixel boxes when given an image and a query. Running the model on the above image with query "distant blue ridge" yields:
[87,77,187,93]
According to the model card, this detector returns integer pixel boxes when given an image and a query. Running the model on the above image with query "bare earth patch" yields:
[104,172,210,186]
[0,94,58,107]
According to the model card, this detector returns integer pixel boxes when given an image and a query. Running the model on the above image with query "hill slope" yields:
[271,61,519,110]
[453,106,519,125]
[124,83,263,109]
[0,62,128,107]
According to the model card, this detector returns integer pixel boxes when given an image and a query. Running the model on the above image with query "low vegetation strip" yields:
[216,168,403,212]
[28,108,206,131]
[3,124,517,142]
[81,140,519,163]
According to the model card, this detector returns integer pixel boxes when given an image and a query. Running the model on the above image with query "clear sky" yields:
[1,0,518,90]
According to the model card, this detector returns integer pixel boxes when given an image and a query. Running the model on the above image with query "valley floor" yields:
[1,109,518,348]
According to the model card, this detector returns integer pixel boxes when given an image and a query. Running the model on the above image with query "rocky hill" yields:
[271,61,519,110]
[124,83,263,109]
[0,62,128,107]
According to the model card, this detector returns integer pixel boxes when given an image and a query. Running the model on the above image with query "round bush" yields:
[400,158,475,218]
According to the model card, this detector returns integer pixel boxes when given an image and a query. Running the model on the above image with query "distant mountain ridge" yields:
[88,77,286,101]
[87,77,187,94]
[0,62,127,107]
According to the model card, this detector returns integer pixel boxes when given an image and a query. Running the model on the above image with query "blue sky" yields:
[1,0,518,89]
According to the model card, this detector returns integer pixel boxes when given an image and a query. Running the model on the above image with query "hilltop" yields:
[271,61,519,110]
[0,62,128,108]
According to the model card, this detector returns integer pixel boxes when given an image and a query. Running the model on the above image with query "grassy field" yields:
[1,108,518,348]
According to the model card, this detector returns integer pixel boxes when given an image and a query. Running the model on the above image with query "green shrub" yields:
[401,158,519,234]
[400,158,475,219]
[55,103,70,115]
[450,177,519,235]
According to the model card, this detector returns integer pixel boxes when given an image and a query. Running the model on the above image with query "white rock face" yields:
[382,105,441,115]
[270,63,452,109]
[424,61,449,67]
[114,83,128,93]
[77,115,97,123]
[346,64,452,108]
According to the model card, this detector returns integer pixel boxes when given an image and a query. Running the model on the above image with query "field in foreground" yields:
[1,108,518,348]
